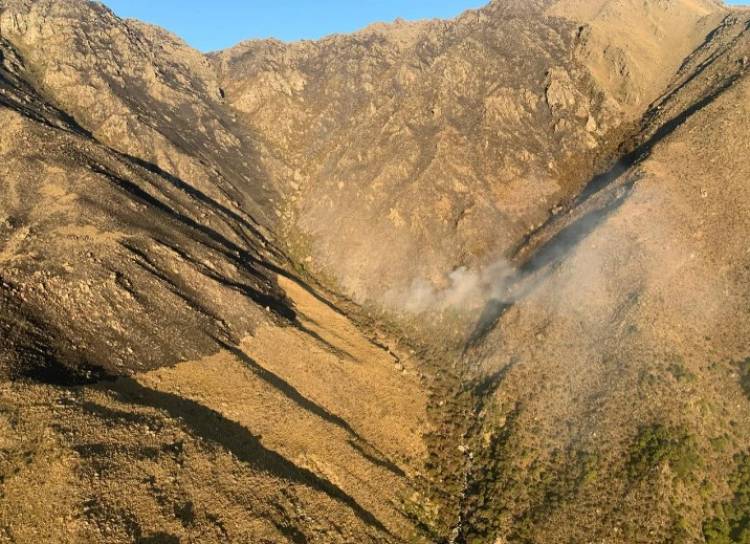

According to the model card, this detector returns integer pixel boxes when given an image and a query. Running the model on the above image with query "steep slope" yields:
[211,0,618,305]
[0,32,287,380]
[446,10,750,543]
[212,0,724,310]
[0,0,278,231]
[0,1,749,543]
[549,0,727,115]
[0,5,431,543]
[1,278,429,543]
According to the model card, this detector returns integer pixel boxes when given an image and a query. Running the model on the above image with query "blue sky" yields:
[100,1,488,52]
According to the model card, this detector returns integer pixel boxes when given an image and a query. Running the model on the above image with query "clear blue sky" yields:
[100,1,488,52]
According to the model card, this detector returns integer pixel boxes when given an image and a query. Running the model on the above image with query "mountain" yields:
[0,0,749,543]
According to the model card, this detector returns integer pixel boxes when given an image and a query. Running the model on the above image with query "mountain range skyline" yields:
[100,0,489,51]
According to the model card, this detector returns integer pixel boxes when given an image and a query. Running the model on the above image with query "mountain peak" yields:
[1,1,749,542]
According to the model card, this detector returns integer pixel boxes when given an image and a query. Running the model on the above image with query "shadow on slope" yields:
[87,377,392,536]
[467,68,745,347]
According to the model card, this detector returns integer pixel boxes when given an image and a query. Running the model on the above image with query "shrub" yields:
[628,425,701,481]
[667,360,695,382]
[740,358,750,401]
[703,453,750,544]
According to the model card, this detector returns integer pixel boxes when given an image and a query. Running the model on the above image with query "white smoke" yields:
[392,258,519,314]
[385,185,629,317]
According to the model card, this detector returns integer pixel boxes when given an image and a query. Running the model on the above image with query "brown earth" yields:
[1,0,749,543]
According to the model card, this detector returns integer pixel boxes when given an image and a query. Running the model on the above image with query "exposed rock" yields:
[0,0,749,543]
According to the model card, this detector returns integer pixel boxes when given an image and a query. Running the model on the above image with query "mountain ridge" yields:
[0,0,749,542]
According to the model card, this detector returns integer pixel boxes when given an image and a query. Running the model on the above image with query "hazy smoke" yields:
[391,258,519,314]
[386,182,632,317]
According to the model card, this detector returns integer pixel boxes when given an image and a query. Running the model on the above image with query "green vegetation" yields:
[576,450,601,487]
[283,224,342,291]
[506,449,601,544]
[703,453,750,544]
[400,492,446,544]
[667,359,696,382]
[457,405,602,544]
[628,425,701,482]
[459,408,521,544]
[740,358,750,401]
[669,515,693,544]
[711,435,732,453]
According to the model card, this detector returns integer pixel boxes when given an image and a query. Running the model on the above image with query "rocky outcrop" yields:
[1,0,749,543]
[212,0,629,306]
[210,0,726,311]
[0,0,279,233]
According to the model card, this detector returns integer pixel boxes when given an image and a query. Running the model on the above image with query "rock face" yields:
[212,0,617,304]
[0,20,285,380]
[210,0,724,307]
[1,0,750,543]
